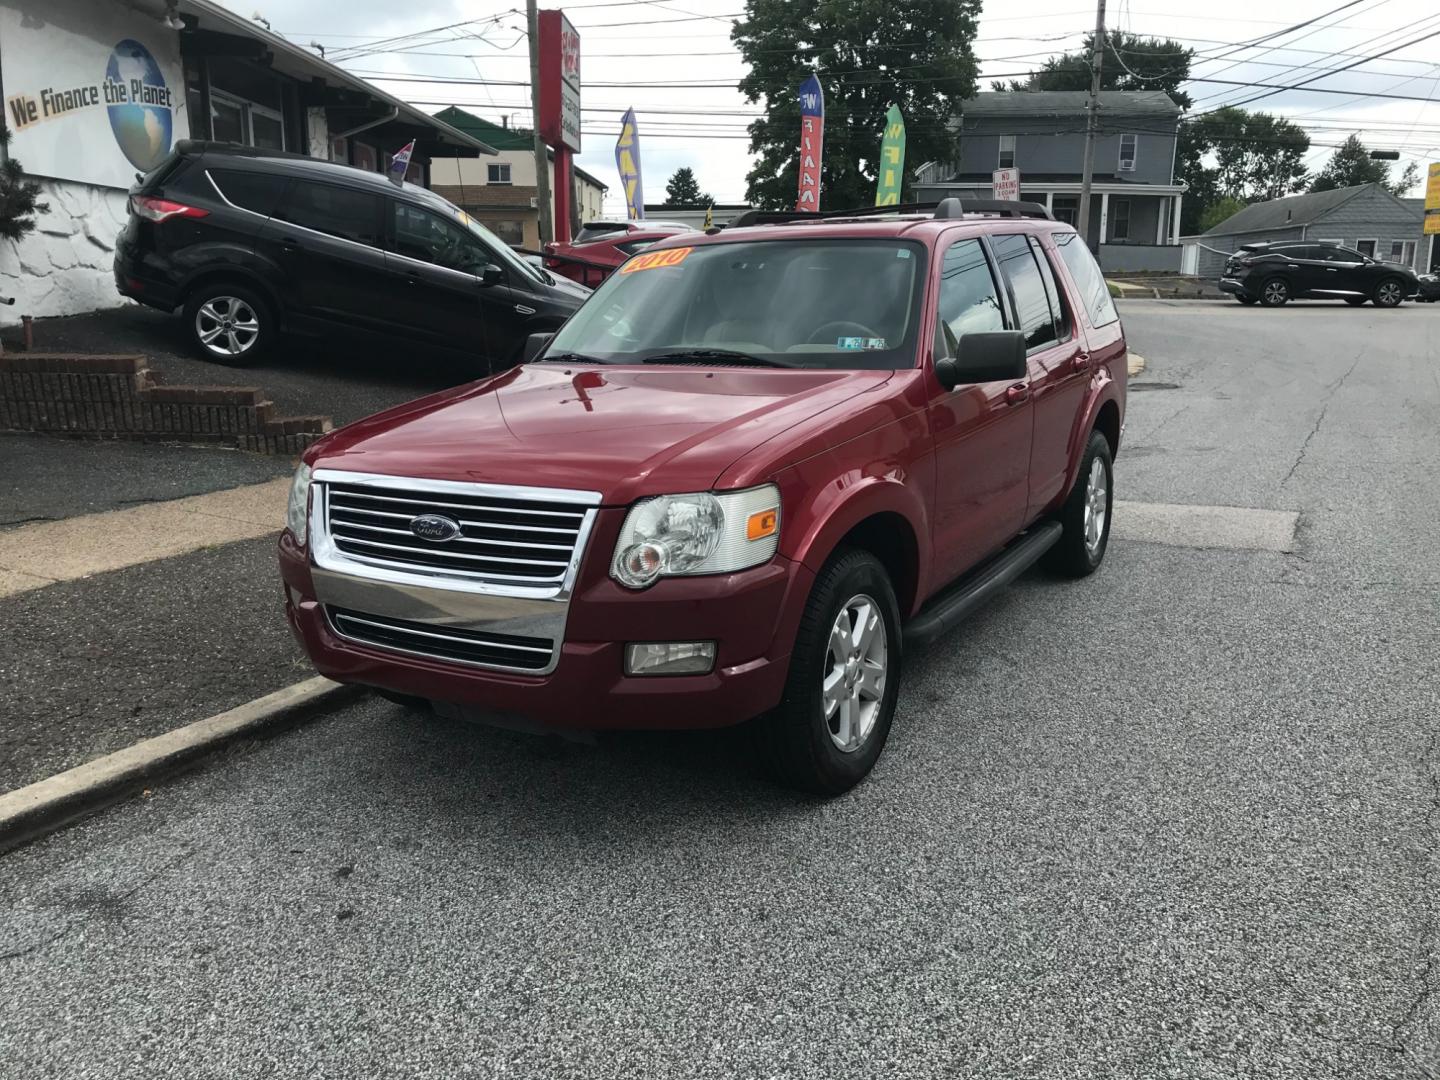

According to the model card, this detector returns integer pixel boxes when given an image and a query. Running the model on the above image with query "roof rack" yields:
[729,198,1053,229]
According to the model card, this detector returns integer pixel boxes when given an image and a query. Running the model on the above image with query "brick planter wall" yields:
[0,354,331,455]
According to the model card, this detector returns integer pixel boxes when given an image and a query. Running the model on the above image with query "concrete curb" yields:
[0,676,362,853]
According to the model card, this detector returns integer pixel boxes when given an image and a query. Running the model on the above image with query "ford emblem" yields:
[409,514,462,542]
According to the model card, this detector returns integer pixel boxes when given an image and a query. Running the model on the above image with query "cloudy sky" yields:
[231,0,1440,212]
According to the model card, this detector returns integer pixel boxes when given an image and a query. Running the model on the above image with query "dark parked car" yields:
[1219,241,1418,308]
[115,141,589,368]
[1415,273,1440,302]
[543,221,693,287]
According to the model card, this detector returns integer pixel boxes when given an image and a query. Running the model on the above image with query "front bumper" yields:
[278,529,810,731]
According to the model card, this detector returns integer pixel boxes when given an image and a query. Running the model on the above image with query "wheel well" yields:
[836,513,919,616]
[182,272,280,321]
[1094,400,1120,457]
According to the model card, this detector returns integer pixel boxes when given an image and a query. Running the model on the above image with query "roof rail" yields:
[934,197,1053,220]
[729,198,1054,229]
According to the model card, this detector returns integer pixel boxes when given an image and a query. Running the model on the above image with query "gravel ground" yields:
[0,301,1436,1079]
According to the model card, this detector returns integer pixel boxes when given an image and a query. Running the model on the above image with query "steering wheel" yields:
[809,320,882,344]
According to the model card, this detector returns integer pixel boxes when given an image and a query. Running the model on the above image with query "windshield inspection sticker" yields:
[837,337,888,350]
[620,246,694,273]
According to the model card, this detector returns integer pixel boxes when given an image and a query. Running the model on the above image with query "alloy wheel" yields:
[1084,456,1108,557]
[1263,280,1287,305]
[1377,281,1403,307]
[822,593,888,754]
[195,296,261,358]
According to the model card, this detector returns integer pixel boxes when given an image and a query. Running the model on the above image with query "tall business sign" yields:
[538,9,581,241]
[615,108,644,221]
[1425,162,1440,235]
[874,105,906,206]
[0,0,188,189]
[796,74,824,211]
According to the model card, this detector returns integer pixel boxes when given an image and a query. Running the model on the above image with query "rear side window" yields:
[273,180,383,247]
[937,238,1006,343]
[208,170,289,217]
[1028,236,1070,340]
[992,233,1059,350]
[1054,230,1118,328]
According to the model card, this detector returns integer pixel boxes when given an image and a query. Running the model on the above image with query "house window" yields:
[1356,239,1377,258]
[998,135,1015,170]
[1389,239,1416,265]
[1051,195,1079,226]
[329,136,348,163]
[488,163,513,185]
[1119,134,1137,172]
[488,219,526,245]
[1111,199,1131,241]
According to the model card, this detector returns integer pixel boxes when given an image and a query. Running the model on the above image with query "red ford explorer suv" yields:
[279,199,1127,794]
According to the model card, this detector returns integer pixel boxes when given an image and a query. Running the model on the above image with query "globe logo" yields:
[105,39,173,172]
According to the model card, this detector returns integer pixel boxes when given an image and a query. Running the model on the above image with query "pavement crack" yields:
[0,516,54,527]
[1282,353,1362,487]
[0,847,195,965]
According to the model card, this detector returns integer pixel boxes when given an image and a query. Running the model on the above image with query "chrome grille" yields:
[328,607,553,671]
[322,479,593,587]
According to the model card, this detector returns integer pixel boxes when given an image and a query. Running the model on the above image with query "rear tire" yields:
[754,548,902,796]
[1258,277,1290,307]
[183,281,273,366]
[1042,430,1114,578]
[1373,277,1406,308]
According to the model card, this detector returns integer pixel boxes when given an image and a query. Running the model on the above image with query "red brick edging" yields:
[0,354,331,455]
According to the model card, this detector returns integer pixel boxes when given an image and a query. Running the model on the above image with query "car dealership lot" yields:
[1,301,1437,1079]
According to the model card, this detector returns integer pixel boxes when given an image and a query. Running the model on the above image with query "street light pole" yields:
[1077,0,1106,250]
[527,0,553,246]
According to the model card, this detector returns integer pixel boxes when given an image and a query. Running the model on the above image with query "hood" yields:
[310,363,894,504]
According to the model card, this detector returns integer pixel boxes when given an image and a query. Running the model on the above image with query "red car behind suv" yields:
[279,199,1127,794]
[543,220,693,287]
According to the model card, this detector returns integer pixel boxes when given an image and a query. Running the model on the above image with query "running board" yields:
[902,521,1063,649]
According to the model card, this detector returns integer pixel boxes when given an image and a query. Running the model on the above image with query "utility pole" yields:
[1077,0,1106,250]
[527,0,553,246]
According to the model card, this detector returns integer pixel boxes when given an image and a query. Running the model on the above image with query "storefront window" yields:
[251,108,284,151]
[211,95,245,144]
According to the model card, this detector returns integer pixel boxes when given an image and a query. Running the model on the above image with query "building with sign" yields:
[0,0,495,322]
[914,90,1187,272]
[427,108,606,250]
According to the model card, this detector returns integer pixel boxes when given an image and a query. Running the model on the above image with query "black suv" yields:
[115,141,589,367]
[1219,240,1418,308]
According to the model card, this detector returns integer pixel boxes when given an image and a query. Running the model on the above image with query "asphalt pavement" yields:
[0,299,1436,1079]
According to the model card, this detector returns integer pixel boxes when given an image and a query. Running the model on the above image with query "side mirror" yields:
[480,264,505,287]
[935,330,1027,391]
[522,332,553,363]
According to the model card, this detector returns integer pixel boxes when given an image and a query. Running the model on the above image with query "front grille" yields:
[328,607,554,671]
[323,480,591,586]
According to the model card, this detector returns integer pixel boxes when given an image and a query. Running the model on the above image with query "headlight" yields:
[611,484,780,588]
[286,463,312,543]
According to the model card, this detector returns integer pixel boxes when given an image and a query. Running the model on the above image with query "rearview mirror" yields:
[522,332,553,363]
[480,264,505,287]
[935,330,1027,390]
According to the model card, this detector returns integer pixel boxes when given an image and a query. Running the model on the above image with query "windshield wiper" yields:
[537,350,610,364]
[640,348,797,369]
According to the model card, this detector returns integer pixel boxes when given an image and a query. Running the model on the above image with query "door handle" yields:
[1004,382,1030,406]
[1070,350,1090,373]
[1326,268,1338,273]
[514,304,537,315]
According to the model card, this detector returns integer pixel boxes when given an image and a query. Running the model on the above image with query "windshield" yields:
[543,239,925,369]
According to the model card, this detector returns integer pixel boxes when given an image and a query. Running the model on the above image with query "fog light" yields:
[625,641,716,676]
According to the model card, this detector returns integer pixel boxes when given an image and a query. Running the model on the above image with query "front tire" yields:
[183,282,272,365]
[1373,277,1406,308]
[1043,430,1114,578]
[755,548,902,796]
[1259,277,1290,307]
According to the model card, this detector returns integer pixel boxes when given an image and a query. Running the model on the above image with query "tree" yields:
[1176,108,1309,234]
[1310,134,1417,195]
[1198,196,1246,233]
[995,31,1194,109]
[732,0,982,210]
[663,167,712,207]
[0,126,49,243]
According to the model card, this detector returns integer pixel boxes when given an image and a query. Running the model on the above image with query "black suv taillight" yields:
[130,196,209,223]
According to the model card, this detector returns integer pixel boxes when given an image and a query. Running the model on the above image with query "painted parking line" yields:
[1112,499,1299,553]
[0,477,290,598]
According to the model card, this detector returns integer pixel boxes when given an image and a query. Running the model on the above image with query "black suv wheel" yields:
[183,282,273,365]
[1259,278,1290,307]
[1373,277,1407,308]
